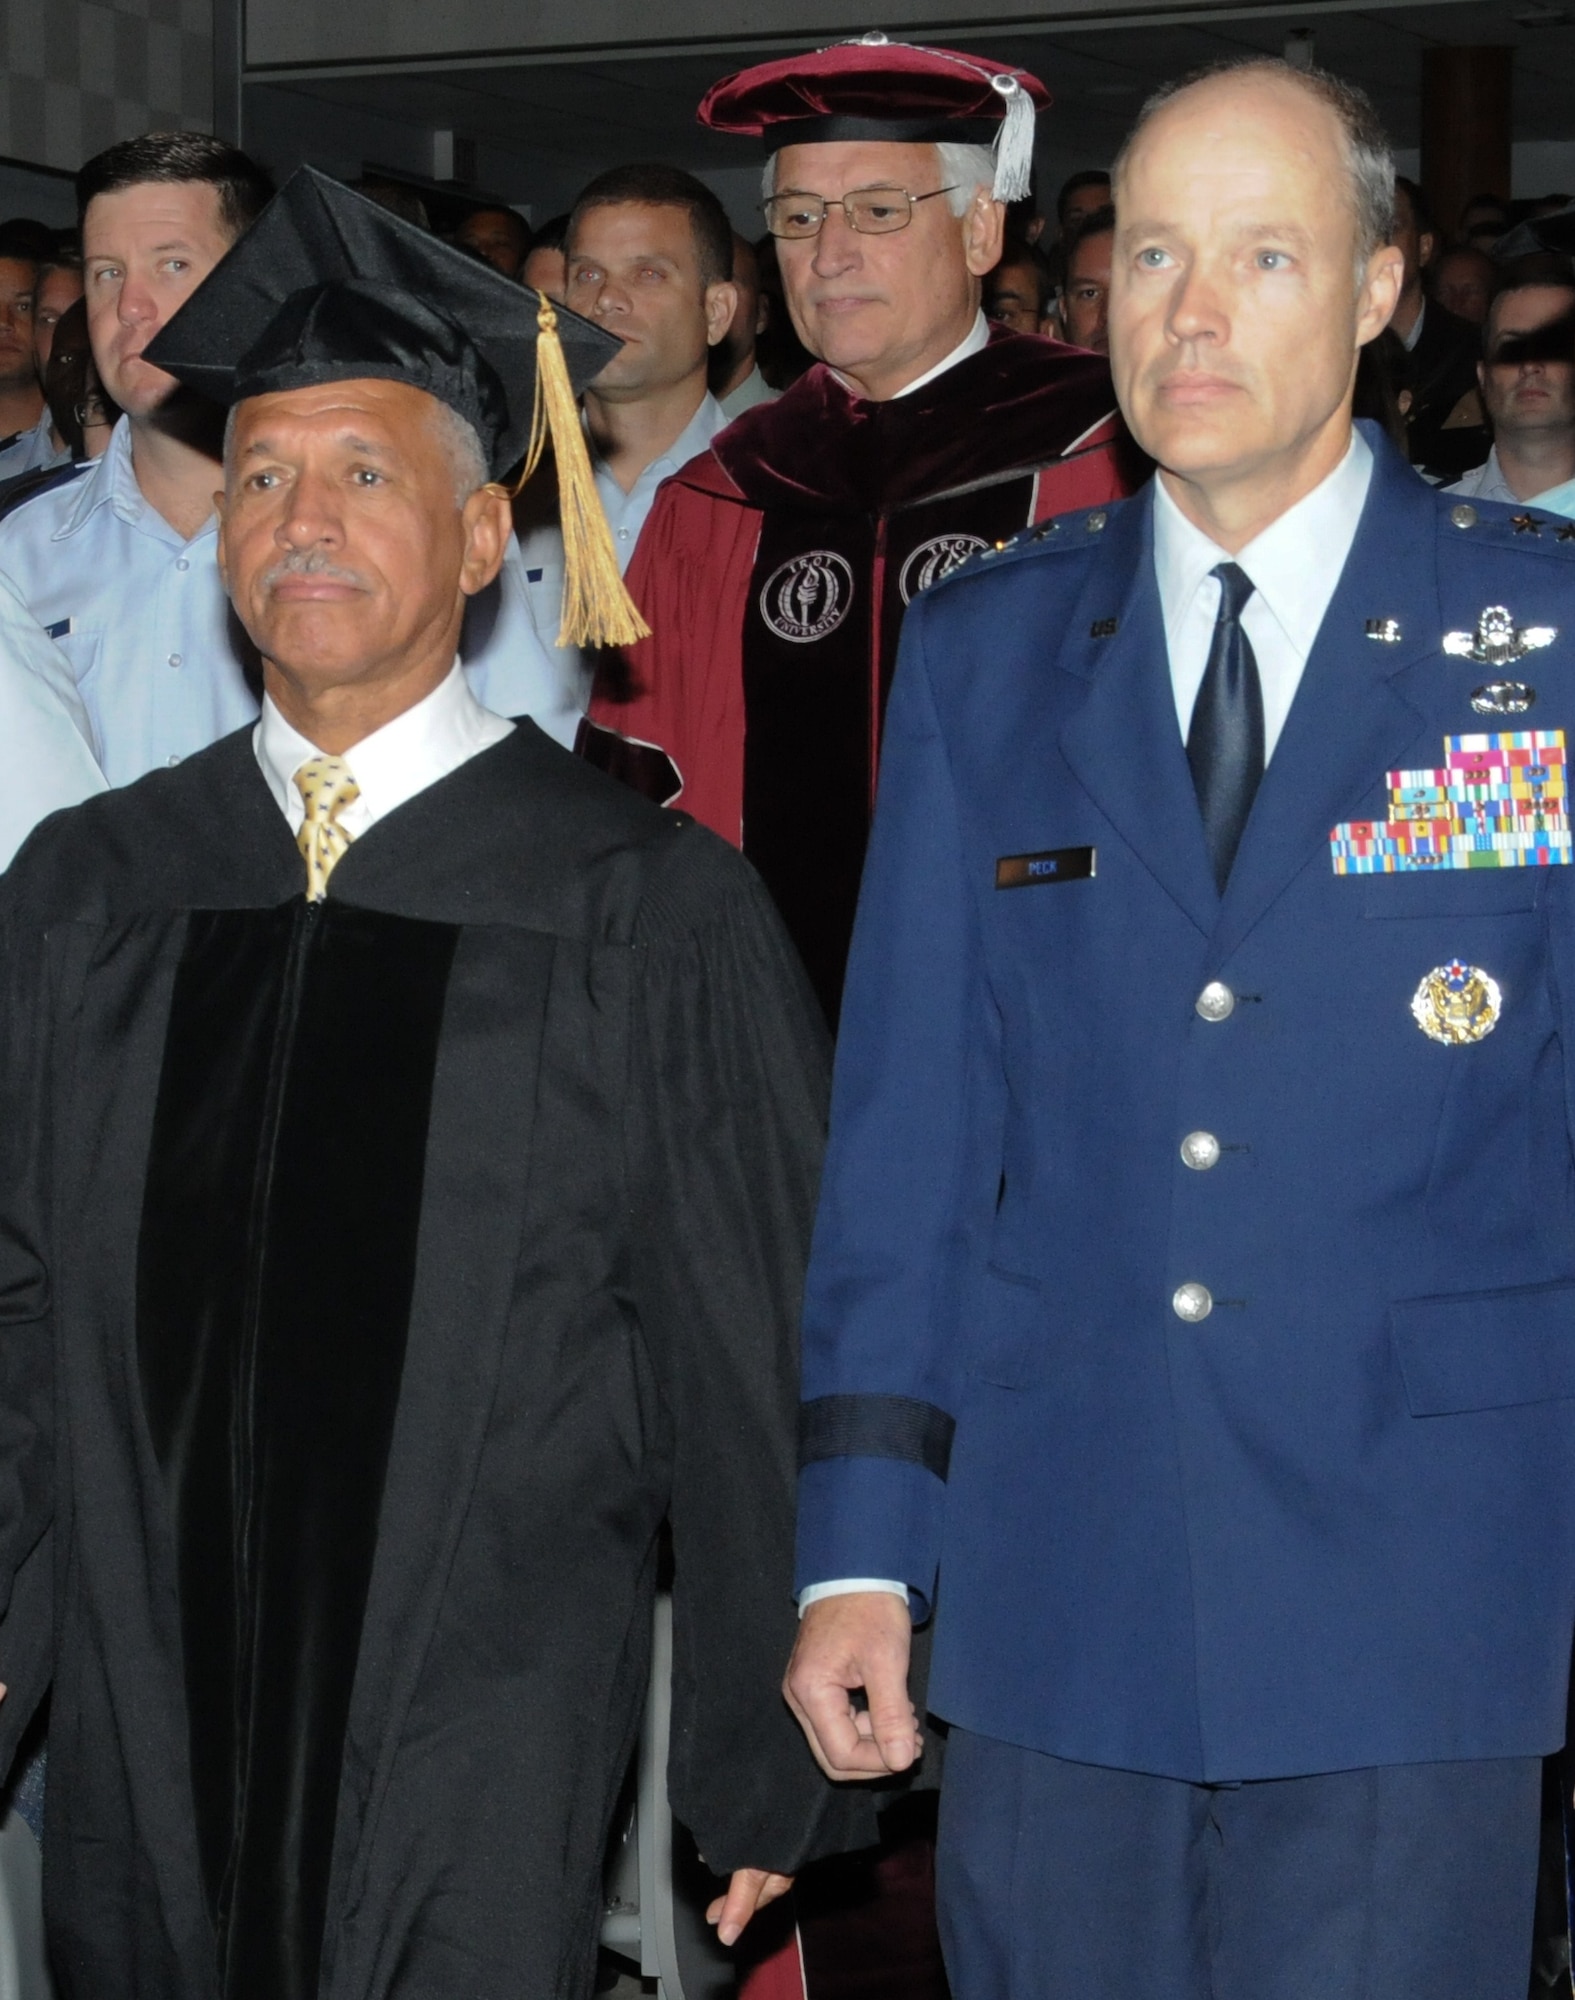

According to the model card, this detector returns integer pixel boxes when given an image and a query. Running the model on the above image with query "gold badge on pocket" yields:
[1411,961,1502,1044]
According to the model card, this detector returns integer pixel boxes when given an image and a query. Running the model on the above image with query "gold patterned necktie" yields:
[294,755,361,902]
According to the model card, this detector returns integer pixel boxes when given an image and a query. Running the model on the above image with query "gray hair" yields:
[1113,57,1395,265]
[934,143,997,218]
[431,400,489,501]
[221,391,489,504]
[763,140,998,220]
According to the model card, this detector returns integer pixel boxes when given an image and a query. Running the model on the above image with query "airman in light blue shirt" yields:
[0,136,588,790]
[0,564,105,865]
[0,415,583,789]
[516,392,727,707]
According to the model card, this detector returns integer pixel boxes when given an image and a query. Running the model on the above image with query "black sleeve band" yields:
[798,1394,955,1481]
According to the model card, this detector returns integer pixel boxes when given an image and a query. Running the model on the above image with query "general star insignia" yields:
[1560,523,1575,543]
[1512,513,1543,535]
[1441,605,1557,666]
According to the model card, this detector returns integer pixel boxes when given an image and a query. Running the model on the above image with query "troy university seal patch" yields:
[758,550,855,644]
[898,533,990,604]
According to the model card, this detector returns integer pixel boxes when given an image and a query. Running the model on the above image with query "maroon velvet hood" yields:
[694,327,1118,517]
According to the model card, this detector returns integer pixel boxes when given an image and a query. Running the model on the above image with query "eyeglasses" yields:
[762,185,958,240]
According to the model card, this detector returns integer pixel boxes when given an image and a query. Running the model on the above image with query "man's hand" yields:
[706,1867,793,1946]
[783,1590,921,1779]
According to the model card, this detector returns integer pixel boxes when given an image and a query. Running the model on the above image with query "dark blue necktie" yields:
[1187,562,1264,893]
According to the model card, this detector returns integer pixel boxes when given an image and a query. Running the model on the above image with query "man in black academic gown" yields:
[0,170,866,2000]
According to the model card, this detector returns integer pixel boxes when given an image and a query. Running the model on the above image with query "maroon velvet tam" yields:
[697,32,1049,150]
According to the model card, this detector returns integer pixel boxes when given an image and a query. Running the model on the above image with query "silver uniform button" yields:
[1180,1130,1221,1171]
[1449,503,1477,530]
[1173,1282,1213,1322]
[1196,981,1235,1021]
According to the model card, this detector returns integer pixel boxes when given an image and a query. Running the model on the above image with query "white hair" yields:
[763,140,997,217]
[934,142,997,216]
[221,390,489,504]
[431,400,489,501]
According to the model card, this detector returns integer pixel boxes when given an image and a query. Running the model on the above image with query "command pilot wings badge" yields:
[1442,605,1556,667]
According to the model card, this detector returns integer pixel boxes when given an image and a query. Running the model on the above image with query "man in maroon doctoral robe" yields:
[583,35,1141,1026]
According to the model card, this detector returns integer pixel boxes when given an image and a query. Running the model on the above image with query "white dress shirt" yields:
[799,429,1377,1618]
[0,564,106,866]
[1155,428,1374,761]
[0,416,581,789]
[838,310,991,404]
[254,660,513,840]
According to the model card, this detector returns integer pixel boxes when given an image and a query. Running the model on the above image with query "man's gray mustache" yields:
[259,551,368,591]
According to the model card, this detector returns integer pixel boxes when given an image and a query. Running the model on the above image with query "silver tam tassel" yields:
[991,72,1035,202]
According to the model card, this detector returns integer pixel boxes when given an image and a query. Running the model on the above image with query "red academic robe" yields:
[583,326,1141,1023]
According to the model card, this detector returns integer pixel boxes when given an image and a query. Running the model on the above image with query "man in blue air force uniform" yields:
[785,53,1575,2000]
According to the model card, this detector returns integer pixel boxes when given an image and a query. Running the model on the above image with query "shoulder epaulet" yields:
[0,456,91,525]
[1435,492,1575,560]
[925,496,1128,600]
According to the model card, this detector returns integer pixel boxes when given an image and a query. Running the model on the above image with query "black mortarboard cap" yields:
[144,164,620,480]
[144,166,651,648]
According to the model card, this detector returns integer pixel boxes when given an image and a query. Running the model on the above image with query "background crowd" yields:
[0,142,1567,804]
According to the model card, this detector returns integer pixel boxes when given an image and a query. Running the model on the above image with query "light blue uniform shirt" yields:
[595,390,729,576]
[0,410,66,486]
[0,564,106,866]
[1499,463,1575,519]
[0,417,583,788]
[516,390,728,712]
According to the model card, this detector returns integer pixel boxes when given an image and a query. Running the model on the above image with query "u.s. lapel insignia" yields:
[1411,961,1502,1044]
[1442,606,1557,666]
[1471,680,1536,715]
[1089,617,1119,638]
[1365,618,1402,643]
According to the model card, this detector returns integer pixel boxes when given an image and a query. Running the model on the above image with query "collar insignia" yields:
[1365,618,1401,643]
[1442,605,1557,666]
[1511,513,1543,535]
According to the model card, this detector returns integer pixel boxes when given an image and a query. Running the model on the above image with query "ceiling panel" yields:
[256,0,1575,205]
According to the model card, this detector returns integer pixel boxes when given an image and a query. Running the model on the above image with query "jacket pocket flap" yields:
[1361,872,1541,918]
[1391,1281,1575,1414]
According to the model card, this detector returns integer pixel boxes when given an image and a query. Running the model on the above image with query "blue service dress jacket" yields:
[796,424,1575,1783]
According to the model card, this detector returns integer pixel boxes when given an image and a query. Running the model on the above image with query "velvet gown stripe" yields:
[136,900,459,2000]
[742,469,1037,1026]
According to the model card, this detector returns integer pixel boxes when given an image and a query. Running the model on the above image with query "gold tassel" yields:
[512,292,651,650]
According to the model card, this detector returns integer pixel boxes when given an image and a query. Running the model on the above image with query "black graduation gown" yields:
[0,720,870,1999]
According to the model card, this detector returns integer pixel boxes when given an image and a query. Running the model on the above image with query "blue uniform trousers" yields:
[936,1728,1542,2000]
